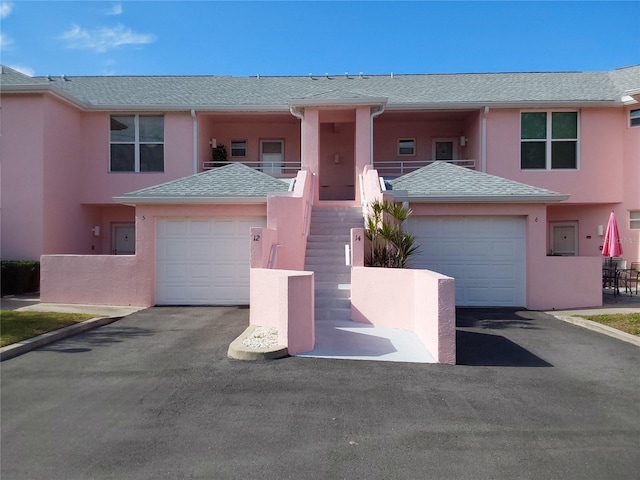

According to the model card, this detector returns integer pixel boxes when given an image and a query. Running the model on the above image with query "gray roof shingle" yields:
[2,64,638,109]
[388,161,568,203]
[116,163,290,203]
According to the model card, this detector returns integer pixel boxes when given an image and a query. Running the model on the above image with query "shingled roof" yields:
[2,64,638,110]
[114,163,291,204]
[387,161,569,203]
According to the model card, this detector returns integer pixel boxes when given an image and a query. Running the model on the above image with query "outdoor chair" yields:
[621,262,639,295]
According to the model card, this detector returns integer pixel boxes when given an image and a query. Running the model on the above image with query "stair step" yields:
[315,308,352,322]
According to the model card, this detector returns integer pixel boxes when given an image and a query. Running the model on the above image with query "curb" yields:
[227,325,288,361]
[0,316,122,361]
[552,315,640,347]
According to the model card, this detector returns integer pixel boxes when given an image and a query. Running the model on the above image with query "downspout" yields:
[191,109,198,174]
[369,104,386,165]
[481,106,489,173]
[289,105,305,162]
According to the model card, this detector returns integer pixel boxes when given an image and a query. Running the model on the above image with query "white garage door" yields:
[156,217,266,305]
[406,216,526,307]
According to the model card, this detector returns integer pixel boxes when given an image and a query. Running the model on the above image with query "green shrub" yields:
[1,261,40,295]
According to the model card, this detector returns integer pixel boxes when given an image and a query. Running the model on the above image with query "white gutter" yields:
[191,109,198,174]
[389,194,570,203]
[289,106,305,161]
[113,196,270,205]
[481,106,489,173]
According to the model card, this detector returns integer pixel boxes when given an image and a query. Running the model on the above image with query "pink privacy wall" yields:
[0,95,45,260]
[485,108,624,204]
[249,268,315,355]
[351,267,456,364]
[40,254,147,306]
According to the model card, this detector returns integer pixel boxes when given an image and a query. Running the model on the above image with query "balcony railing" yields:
[202,160,301,176]
[373,159,476,176]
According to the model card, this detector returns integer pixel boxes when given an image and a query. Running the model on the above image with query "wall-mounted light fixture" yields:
[460,136,468,147]
[92,226,100,236]
[334,154,340,164]
[597,225,604,236]
[210,138,217,148]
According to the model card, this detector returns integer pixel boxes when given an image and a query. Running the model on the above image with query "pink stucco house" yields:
[1,65,639,362]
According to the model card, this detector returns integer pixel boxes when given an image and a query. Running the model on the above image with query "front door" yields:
[113,223,135,255]
[433,138,459,161]
[550,222,577,256]
[260,140,284,174]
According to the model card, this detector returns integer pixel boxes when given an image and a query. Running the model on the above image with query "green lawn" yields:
[0,311,99,347]
[581,313,640,336]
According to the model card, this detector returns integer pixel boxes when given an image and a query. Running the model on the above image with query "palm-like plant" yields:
[364,199,418,268]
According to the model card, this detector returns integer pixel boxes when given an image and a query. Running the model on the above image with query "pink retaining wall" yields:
[249,268,315,354]
[40,254,151,306]
[527,256,602,310]
[351,266,456,364]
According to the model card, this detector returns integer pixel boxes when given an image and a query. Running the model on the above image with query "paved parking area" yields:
[2,306,639,480]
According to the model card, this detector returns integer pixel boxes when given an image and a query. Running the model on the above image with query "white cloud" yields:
[0,2,12,20]
[61,23,156,53]
[9,65,35,76]
[0,32,12,49]
[106,3,122,16]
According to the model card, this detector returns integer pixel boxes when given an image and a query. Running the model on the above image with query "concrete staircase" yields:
[304,206,364,322]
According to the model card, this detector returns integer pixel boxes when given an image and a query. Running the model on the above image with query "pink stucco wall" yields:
[250,268,315,354]
[40,254,148,306]
[1,95,45,260]
[81,112,195,204]
[351,266,456,364]
[485,108,624,204]
[198,114,301,170]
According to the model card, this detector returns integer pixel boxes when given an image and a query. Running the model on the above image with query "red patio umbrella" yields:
[602,211,623,258]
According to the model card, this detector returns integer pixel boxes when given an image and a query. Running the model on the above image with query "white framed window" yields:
[230,139,247,157]
[110,115,164,172]
[397,138,416,156]
[520,111,578,170]
[630,211,640,230]
[630,109,640,127]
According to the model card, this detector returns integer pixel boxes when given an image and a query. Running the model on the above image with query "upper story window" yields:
[630,109,640,127]
[521,111,578,170]
[398,138,416,156]
[230,139,247,157]
[630,211,640,230]
[110,115,164,172]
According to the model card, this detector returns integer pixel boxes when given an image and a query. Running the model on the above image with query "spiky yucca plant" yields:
[364,199,418,268]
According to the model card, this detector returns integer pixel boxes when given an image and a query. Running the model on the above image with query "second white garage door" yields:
[156,217,266,305]
[406,216,526,307]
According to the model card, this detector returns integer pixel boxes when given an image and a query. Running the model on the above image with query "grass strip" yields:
[581,313,640,336]
[1,311,98,347]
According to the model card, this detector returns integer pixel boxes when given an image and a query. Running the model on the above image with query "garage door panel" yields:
[189,220,212,235]
[156,217,266,305]
[407,216,526,306]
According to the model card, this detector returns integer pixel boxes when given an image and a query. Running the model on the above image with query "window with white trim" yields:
[398,138,415,156]
[630,211,640,230]
[110,115,164,172]
[630,109,640,127]
[230,139,247,157]
[520,111,578,170]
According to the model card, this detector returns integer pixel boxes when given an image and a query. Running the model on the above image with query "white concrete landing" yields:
[295,319,436,363]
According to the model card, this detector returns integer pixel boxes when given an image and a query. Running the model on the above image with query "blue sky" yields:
[1,1,638,77]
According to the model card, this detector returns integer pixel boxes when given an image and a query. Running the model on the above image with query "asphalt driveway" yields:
[1,306,639,480]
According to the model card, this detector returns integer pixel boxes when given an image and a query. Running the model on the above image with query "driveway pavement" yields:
[2,305,639,480]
